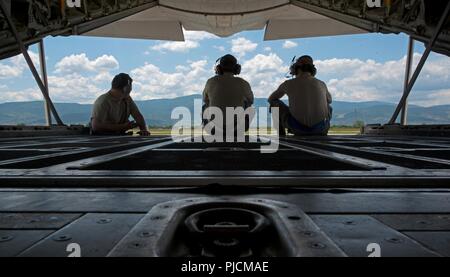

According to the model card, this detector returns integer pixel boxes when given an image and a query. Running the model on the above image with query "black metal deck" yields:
[0,134,450,187]
[1,134,450,257]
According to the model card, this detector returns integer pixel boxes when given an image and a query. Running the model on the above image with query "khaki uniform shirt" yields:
[202,72,254,111]
[91,92,139,125]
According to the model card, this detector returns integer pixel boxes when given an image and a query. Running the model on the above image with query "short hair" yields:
[298,55,314,65]
[112,73,132,89]
[297,64,316,75]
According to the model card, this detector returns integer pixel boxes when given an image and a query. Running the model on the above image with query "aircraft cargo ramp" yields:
[0,135,450,257]
[1,134,450,187]
[0,0,450,257]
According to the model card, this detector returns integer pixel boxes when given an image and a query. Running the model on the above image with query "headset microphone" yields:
[286,56,296,78]
[214,57,221,75]
[123,78,132,95]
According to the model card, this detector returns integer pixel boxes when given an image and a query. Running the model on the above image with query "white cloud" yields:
[93,71,114,83]
[416,89,450,107]
[263,47,272,52]
[175,65,190,72]
[1,50,449,108]
[128,53,288,101]
[54,53,119,74]
[282,40,298,49]
[0,53,119,103]
[10,51,40,69]
[184,30,217,41]
[50,54,119,99]
[0,73,109,104]
[152,40,199,53]
[214,45,226,52]
[0,88,43,103]
[315,53,450,106]
[0,56,211,104]
[240,53,288,98]
[46,74,105,103]
[0,51,40,79]
[151,30,218,53]
[231,37,258,58]
[130,59,210,99]
[0,64,23,79]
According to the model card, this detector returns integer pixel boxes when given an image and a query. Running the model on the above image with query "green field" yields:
[328,127,361,135]
[147,127,361,136]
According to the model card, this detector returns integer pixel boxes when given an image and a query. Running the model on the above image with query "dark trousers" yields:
[269,100,332,136]
[202,104,251,137]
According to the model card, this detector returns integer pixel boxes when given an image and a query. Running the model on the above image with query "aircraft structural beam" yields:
[38,40,52,126]
[0,1,64,126]
[389,1,450,124]
[400,37,415,126]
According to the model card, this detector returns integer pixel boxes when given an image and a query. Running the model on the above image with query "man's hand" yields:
[138,129,151,136]
[122,121,138,131]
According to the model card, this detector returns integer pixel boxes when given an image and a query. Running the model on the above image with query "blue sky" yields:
[0,29,449,106]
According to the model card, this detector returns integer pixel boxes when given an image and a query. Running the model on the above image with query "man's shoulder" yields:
[295,76,327,87]
[209,75,247,83]
[283,78,295,84]
[207,75,219,82]
[127,96,138,106]
[279,78,293,88]
[314,78,328,88]
[309,76,325,84]
[93,93,111,106]
[234,76,251,86]
[95,92,110,100]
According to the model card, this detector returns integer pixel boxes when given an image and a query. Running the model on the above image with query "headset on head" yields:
[112,73,133,95]
[288,55,317,78]
[122,77,132,95]
[215,55,241,75]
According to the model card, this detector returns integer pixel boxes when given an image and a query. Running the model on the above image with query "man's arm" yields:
[244,81,254,106]
[268,82,287,102]
[323,82,333,120]
[324,82,332,104]
[91,118,132,133]
[130,100,150,136]
[202,79,211,106]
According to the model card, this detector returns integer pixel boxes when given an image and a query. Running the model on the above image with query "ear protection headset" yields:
[112,73,133,95]
[122,78,132,95]
[215,54,241,75]
[289,55,317,77]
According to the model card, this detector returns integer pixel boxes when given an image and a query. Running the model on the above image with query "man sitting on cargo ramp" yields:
[202,54,254,138]
[268,55,332,136]
[90,73,150,136]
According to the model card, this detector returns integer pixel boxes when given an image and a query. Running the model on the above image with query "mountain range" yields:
[0,94,449,126]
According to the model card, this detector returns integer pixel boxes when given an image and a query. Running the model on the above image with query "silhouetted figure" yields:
[202,54,254,138]
[90,73,150,136]
[268,55,332,136]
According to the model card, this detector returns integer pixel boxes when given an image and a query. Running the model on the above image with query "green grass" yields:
[144,127,361,136]
[328,127,361,135]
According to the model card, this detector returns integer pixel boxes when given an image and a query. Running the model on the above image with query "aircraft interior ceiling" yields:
[0,0,449,60]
